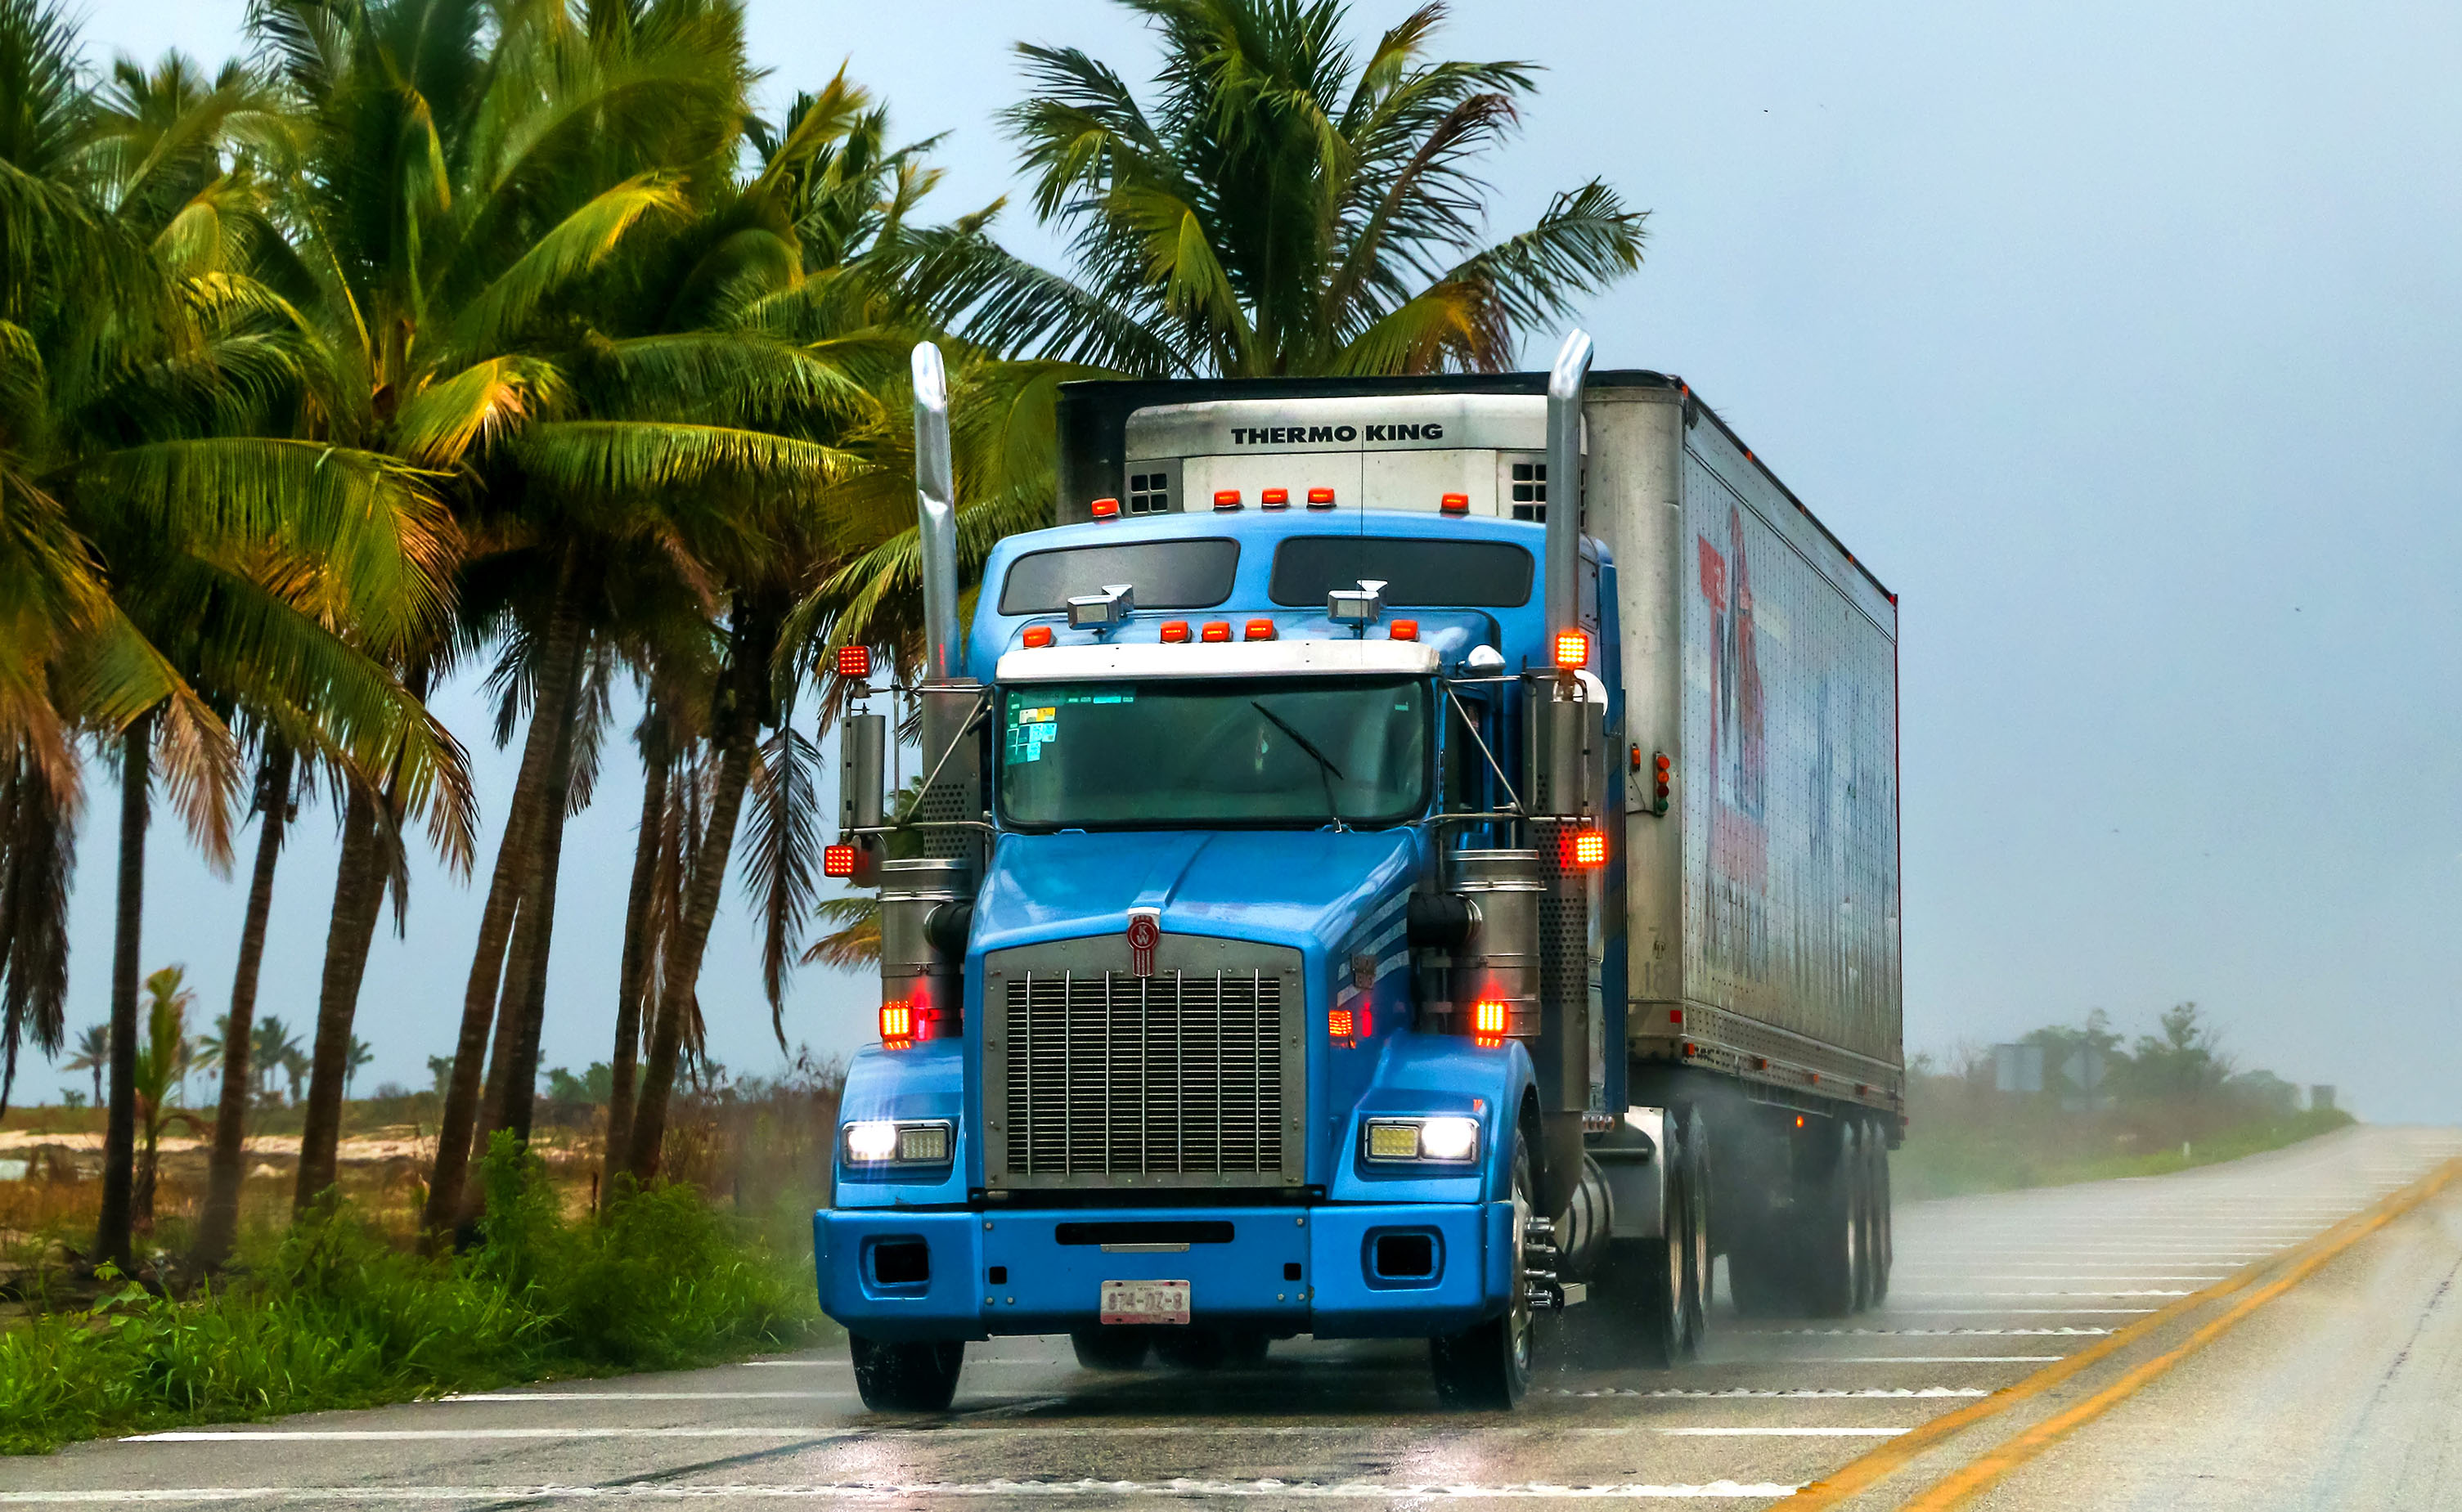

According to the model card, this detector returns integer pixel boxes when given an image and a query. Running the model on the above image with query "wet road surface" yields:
[4,1124,2456,1507]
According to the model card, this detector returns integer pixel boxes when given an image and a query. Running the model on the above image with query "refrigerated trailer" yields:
[815,334,1902,1410]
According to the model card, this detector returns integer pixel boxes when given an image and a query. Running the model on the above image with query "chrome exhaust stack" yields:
[1542,328,1593,637]
[912,342,962,686]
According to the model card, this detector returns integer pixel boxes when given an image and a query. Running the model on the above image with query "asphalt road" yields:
[4,1124,2457,1508]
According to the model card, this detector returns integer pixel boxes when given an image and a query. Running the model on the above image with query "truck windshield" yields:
[1000,677,1430,829]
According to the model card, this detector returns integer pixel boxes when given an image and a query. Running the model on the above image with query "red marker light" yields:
[824,844,858,878]
[1244,618,1276,641]
[1561,828,1607,869]
[1159,620,1190,643]
[1328,1007,1355,1039]
[1201,621,1233,643]
[834,644,872,679]
[1389,619,1418,641]
[1440,492,1470,514]
[1213,489,1242,511]
[881,1000,914,1045]
[1089,496,1121,519]
[1307,487,1337,508]
[1022,625,1054,648]
[1260,487,1289,509]
[1554,628,1589,669]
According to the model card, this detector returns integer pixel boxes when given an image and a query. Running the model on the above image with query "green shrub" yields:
[0,1133,820,1455]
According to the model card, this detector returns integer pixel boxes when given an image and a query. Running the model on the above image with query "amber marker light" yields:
[1561,828,1607,868]
[1260,487,1289,509]
[880,1001,914,1045]
[1307,487,1337,509]
[1022,625,1054,648]
[1440,492,1470,515]
[1200,621,1233,642]
[1389,619,1418,641]
[1213,489,1242,511]
[1554,628,1590,669]
[1244,618,1276,640]
[1089,496,1121,519]
[1159,620,1190,643]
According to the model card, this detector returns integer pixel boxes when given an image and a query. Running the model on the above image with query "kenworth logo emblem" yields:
[1127,911,1161,976]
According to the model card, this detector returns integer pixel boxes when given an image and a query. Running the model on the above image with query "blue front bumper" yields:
[816,1201,1512,1343]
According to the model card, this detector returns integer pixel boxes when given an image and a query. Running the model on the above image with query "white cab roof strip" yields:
[997,639,1440,683]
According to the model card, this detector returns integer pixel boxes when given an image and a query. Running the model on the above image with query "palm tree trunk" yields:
[627,619,767,1183]
[423,574,583,1241]
[96,710,152,1271]
[469,603,588,1173]
[295,783,383,1209]
[195,742,292,1265]
[601,728,668,1196]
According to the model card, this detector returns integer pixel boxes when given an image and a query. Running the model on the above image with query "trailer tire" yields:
[850,1335,965,1411]
[1870,1133,1894,1303]
[1591,1113,1700,1366]
[1071,1327,1152,1371]
[1801,1123,1865,1318]
[1429,1125,1536,1409]
[1678,1107,1711,1348]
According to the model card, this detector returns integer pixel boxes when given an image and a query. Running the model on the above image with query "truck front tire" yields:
[850,1335,965,1411]
[1429,1125,1537,1408]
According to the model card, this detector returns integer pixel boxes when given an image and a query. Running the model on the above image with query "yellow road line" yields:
[1898,1155,2462,1509]
[1784,1155,2462,1510]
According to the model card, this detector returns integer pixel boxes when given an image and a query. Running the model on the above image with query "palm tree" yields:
[132,965,202,1228]
[196,738,294,1263]
[61,1023,110,1107]
[343,1034,373,1096]
[0,5,474,1268]
[946,0,1645,378]
[249,1015,301,1104]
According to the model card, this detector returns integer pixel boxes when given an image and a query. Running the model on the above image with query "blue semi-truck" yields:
[814,334,1903,1409]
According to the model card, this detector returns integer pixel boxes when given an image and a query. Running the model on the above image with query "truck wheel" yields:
[1071,1326,1151,1370]
[1869,1133,1894,1303]
[1801,1124,1864,1318]
[1429,1124,1536,1409]
[849,1334,965,1411]
[1677,1106,1711,1349]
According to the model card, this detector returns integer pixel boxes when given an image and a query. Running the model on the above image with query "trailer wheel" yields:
[1071,1327,1152,1371]
[849,1334,965,1411]
[1429,1125,1536,1409]
[1678,1106,1711,1348]
[1870,1133,1894,1303]
[1801,1122,1865,1318]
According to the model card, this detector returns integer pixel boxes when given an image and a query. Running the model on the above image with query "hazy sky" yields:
[43,0,2462,1121]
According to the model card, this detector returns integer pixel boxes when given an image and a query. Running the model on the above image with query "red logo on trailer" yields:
[1127,913,1160,977]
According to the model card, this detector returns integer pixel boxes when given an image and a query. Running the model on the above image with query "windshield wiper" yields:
[1251,700,1348,832]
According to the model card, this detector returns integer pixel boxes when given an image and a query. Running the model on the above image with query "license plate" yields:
[1100,1279,1190,1326]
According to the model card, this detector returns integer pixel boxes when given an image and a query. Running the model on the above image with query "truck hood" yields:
[973,828,1422,956]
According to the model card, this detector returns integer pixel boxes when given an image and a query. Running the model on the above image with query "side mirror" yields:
[836,711,885,886]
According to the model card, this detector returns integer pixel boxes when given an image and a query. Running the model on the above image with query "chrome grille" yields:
[1005,968,1281,1176]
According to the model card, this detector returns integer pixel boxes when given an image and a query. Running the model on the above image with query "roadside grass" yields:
[1897,1106,2356,1201]
[0,1135,827,1455]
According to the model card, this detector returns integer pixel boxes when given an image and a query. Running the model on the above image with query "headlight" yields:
[842,1119,954,1166]
[1363,1115,1481,1164]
